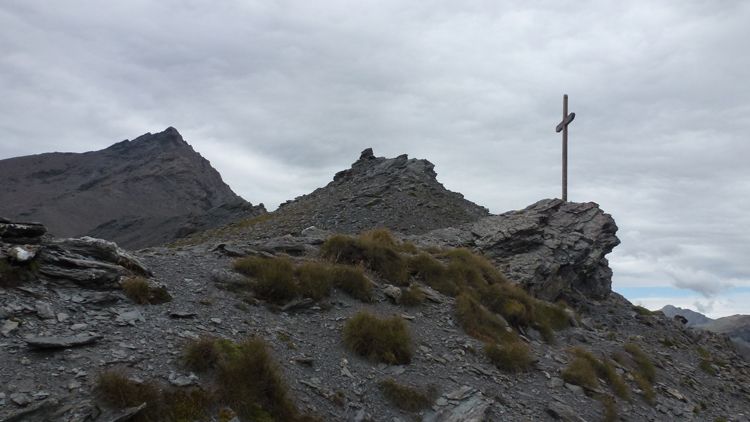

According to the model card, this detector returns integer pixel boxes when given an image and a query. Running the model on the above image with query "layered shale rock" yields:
[243,148,489,239]
[414,198,620,301]
[0,127,265,249]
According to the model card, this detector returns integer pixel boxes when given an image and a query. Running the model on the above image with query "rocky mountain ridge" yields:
[2,210,750,421]
[0,127,265,250]
[659,306,713,327]
[223,148,490,241]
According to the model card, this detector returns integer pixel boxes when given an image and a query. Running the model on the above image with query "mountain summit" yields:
[241,148,490,239]
[0,127,265,249]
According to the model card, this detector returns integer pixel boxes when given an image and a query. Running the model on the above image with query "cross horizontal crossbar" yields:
[555,112,575,133]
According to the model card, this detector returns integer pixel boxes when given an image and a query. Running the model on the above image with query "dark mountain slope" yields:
[0,127,265,249]
[229,148,490,240]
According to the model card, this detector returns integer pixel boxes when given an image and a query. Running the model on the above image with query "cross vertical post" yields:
[555,94,575,202]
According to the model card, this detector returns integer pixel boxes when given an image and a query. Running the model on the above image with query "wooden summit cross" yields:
[556,94,575,202]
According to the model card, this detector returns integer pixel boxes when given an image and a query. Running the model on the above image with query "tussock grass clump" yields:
[696,347,710,359]
[408,252,460,296]
[233,256,297,303]
[215,337,300,421]
[294,261,333,301]
[321,230,409,285]
[443,248,507,285]
[562,356,599,389]
[484,341,533,372]
[566,348,630,400]
[161,388,213,422]
[380,378,436,411]
[699,359,715,375]
[634,373,656,405]
[624,343,656,383]
[0,259,37,288]
[94,370,162,420]
[399,286,425,307]
[332,265,373,302]
[181,336,222,372]
[122,277,172,305]
[343,311,412,364]
[482,283,535,327]
[455,293,514,343]
[596,395,618,422]
[632,305,655,316]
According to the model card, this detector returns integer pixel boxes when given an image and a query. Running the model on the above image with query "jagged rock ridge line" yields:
[0,127,265,249]
[247,148,490,238]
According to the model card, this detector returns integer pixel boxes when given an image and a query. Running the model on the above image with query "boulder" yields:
[0,218,47,241]
[36,236,151,289]
[415,199,619,301]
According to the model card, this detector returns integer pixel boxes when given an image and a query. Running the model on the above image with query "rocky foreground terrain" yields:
[0,127,265,250]
[2,204,750,422]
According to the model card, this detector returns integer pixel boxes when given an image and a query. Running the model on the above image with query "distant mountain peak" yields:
[659,305,713,326]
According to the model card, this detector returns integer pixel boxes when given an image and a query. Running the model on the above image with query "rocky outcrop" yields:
[413,199,620,301]
[0,127,266,250]
[244,148,489,238]
[1,218,151,289]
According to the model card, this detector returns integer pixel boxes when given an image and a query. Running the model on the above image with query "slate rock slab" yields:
[25,334,103,348]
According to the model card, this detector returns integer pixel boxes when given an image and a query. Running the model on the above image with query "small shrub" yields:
[699,359,715,375]
[332,265,373,302]
[399,286,425,307]
[484,342,533,372]
[561,356,599,389]
[342,311,412,364]
[380,378,436,411]
[455,293,514,343]
[181,336,221,372]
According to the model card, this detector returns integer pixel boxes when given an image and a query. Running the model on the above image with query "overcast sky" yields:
[2,1,749,318]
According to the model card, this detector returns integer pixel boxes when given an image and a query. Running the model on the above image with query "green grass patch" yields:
[380,378,436,411]
[596,395,618,422]
[634,373,656,405]
[484,341,533,372]
[233,213,274,229]
[407,252,460,296]
[562,356,599,389]
[696,347,710,359]
[342,311,412,365]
